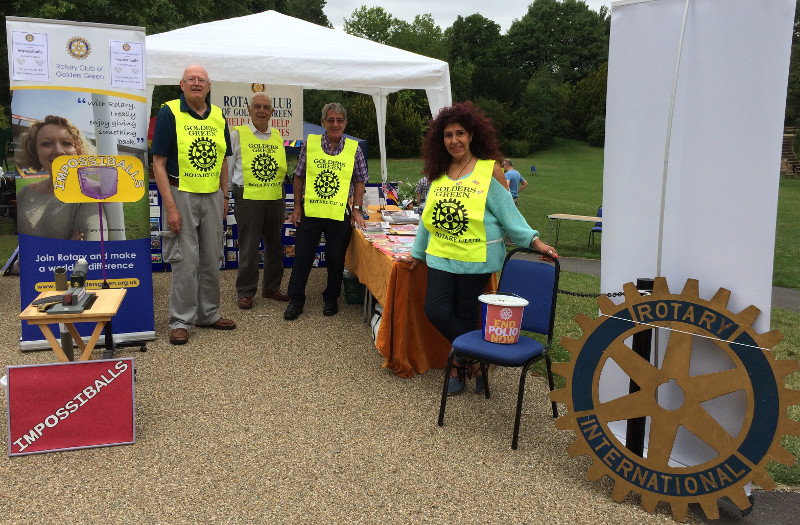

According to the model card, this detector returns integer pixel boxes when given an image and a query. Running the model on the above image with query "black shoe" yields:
[322,302,338,316]
[284,303,303,320]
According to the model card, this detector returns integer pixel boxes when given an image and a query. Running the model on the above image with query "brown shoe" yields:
[198,317,237,330]
[237,297,253,309]
[262,290,290,302]
[169,328,188,345]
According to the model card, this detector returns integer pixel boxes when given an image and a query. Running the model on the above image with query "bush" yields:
[386,97,424,158]
[474,97,540,155]
[586,115,605,147]
[343,95,378,150]
[502,140,530,158]
[794,129,800,156]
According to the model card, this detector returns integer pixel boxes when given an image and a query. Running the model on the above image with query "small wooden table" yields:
[19,288,127,362]
[547,213,603,246]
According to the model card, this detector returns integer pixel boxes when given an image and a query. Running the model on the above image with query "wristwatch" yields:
[352,205,362,211]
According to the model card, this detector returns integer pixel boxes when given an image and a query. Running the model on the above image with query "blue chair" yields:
[437,248,560,449]
[588,206,602,246]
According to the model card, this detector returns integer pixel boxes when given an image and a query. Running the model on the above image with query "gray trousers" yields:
[162,187,224,329]
[232,184,285,298]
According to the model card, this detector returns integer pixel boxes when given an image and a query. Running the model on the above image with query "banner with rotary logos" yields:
[6,17,154,350]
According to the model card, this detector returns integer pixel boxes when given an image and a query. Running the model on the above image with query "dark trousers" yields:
[232,185,285,298]
[424,267,491,343]
[287,213,352,307]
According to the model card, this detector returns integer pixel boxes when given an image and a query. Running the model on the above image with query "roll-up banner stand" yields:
[6,17,155,350]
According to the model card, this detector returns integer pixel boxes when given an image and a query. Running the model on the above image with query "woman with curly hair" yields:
[397,102,558,395]
[16,115,106,240]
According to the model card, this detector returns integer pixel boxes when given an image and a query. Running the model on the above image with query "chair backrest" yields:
[595,206,602,228]
[496,248,560,340]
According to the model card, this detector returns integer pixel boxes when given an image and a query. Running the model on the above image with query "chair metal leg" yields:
[480,361,490,399]
[512,363,533,450]
[438,348,456,426]
[545,355,558,418]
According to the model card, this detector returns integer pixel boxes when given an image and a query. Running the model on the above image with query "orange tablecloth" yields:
[345,229,450,377]
[345,224,497,378]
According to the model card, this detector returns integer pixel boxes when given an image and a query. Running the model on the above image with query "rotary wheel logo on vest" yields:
[551,277,800,522]
[431,198,468,236]
[313,170,340,199]
[188,138,218,172]
[251,154,277,182]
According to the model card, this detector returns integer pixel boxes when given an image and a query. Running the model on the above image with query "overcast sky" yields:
[324,1,613,32]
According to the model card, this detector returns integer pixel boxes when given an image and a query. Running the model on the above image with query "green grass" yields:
[533,270,800,486]
[370,138,800,288]
[774,177,800,289]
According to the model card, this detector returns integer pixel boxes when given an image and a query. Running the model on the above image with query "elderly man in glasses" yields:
[283,102,367,320]
[229,93,290,310]
[151,64,236,345]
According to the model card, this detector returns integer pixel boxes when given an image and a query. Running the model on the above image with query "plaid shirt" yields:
[415,177,430,203]
[293,133,369,191]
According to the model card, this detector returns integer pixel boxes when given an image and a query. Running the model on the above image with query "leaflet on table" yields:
[362,221,387,234]
[381,210,419,224]
[370,238,413,257]
[387,235,415,244]
[387,224,417,235]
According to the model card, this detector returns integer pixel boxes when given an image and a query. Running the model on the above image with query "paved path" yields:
[559,257,800,312]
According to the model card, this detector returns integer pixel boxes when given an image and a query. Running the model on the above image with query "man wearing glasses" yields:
[229,93,290,309]
[283,103,367,320]
[151,64,236,345]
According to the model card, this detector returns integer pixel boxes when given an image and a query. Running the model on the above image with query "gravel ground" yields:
[0,269,792,524]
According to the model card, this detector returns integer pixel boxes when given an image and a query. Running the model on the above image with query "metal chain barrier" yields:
[557,288,625,298]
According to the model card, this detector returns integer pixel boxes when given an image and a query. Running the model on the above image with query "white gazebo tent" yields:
[145,10,453,181]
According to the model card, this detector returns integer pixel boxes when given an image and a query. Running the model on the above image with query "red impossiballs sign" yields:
[6,358,135,456]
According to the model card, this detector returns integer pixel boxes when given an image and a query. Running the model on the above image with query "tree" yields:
[450,59,476,103]
[445,14,515,102]
[385,95,424,157]
[787,43,800,128]
[389,15,448,61]
[564,62,608,139]
[445,14,506,67]
[521,69,568,148]
[343,5,394,43]
[344,8,446,60]
[284,0,330,27]
[507,0,610,83]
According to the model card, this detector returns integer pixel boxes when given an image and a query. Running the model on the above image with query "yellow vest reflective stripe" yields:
[236,126,286,200]
[304,135,357,220]
[166,99,226,193]
[422,159,493,262]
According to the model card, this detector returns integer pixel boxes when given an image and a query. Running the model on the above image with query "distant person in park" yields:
[17,115,107,240]
[397,102,558,395]
[229,93,289,310]
[415,176,430,213]
[283,102,367,320]
[501,158,528,205]
[151,64,236,345]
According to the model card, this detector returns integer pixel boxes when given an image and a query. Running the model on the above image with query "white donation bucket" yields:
[478,292,528,344]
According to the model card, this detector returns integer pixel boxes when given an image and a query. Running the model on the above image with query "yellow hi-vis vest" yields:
[236,126,286,200]
[422,159,493,262]
[166,99,226,193]
[304,135,357,220]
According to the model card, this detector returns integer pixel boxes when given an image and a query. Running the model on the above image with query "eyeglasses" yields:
[325,118,346,124]
[183,76,208,85]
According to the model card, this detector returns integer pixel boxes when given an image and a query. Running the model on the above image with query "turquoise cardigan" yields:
[411,175,539,274]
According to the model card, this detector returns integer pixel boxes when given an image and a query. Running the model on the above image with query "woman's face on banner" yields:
[36,124,77,174]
